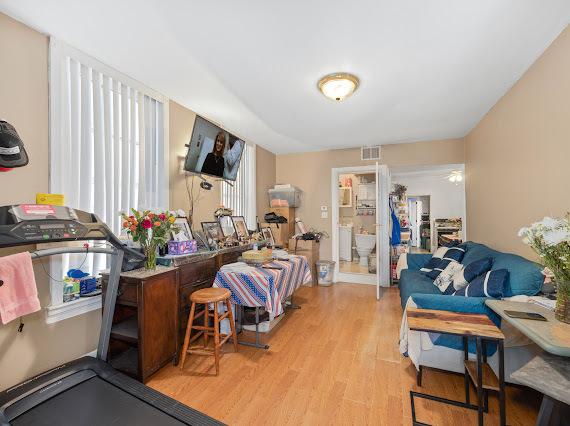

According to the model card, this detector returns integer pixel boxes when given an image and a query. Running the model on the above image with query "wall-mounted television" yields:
[183,116,245,181]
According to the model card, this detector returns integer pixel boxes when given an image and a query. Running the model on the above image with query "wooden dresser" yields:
[101,245,249,383]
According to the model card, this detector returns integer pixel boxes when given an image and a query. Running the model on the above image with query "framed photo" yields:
[172,217,193,241]
[202,221,224,248]
[218,216,236,238]
[231,216,249,239]
[261,227,275,246]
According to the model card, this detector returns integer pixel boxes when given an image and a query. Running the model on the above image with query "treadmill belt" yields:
[12,376,186,426]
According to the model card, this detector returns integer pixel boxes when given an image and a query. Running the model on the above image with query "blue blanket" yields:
[410,293,501,356]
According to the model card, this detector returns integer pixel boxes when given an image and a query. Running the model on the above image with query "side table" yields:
[407,307,506,426]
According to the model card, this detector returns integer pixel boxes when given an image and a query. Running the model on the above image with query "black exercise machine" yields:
[0,205,223,425]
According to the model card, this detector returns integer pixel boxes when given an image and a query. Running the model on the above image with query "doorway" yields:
[331,164,390,299]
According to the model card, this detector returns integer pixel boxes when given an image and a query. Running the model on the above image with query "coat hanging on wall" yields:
[0,120,29,171]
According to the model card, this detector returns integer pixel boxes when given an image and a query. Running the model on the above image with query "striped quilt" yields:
[213,255,312,315]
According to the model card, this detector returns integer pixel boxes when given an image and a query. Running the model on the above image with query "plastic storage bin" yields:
[316,260,335,286]
[268,187,301,208]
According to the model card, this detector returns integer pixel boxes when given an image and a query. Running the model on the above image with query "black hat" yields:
[0,120,29,169]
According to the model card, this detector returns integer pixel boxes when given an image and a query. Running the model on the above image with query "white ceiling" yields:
[2,1,569,154]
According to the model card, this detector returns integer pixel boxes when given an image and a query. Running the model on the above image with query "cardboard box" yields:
[289,238,320,286]
[267,207,296,236]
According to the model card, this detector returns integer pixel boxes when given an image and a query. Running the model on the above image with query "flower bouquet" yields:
[519,214,570,323]
[121,209,177,270]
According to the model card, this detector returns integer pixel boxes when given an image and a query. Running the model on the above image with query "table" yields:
[486,299,570,425]
[407,307,505,426]
[213,255,312,349]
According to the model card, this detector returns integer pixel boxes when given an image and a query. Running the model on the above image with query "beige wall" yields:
[255,145,276,220]
[0,13,102,391]
[465,26,570,258]
[276,139,465,260]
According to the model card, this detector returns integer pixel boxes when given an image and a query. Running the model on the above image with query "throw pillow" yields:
[426,258,454,280]
[420,246,449,273]
[441,244,467,262]
[433,261,464,294]
[452,257,494,289]
[453,269,509,298]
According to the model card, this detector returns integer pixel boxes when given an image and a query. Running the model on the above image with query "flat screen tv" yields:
[183,116,245,181]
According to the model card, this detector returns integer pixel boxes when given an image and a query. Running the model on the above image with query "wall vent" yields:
[361,145,381,161]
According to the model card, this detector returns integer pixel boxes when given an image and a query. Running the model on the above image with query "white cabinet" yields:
[357,183,376,201]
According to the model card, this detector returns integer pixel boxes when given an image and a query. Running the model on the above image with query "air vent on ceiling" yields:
[361,145,381,161]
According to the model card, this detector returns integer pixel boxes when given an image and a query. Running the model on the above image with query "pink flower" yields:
[159,213,166,221]
[142,219,152,229]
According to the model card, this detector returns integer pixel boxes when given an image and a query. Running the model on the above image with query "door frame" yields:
[331,165,389,288]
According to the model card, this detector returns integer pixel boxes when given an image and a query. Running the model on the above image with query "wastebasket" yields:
[316,260,335,286]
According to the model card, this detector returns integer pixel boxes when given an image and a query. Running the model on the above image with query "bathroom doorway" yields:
[331,164,390,298]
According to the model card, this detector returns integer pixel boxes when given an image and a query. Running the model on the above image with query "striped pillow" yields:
[441,244,466,262]
[433,261,464,294]
[452,257,494,289]
[426,259,455,280]
[420,247,450,273]
[453,269,509,298]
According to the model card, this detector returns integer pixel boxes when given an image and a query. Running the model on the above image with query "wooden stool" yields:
[179,287,238,375]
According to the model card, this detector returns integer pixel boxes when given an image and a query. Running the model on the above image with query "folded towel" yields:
[0,252,41,325]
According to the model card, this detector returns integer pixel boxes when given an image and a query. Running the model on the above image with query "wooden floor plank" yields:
[148,284,540,425]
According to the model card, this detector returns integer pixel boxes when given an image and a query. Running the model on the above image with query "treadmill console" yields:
[0,204,115,248]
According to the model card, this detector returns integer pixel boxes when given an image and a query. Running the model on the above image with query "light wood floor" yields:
[148,284,540,425]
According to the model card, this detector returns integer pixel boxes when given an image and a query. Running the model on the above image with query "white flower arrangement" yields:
[519,214,570,300]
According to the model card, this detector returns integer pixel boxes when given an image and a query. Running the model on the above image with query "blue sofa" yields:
[399,241,544,310]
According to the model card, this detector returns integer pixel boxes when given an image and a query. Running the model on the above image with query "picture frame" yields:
[261,227,275,246]
[218,215,236,238]
[201,221,224,248]
[231,216,249,240]
[171,217,193,241]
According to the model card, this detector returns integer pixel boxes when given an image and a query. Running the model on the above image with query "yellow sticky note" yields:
[36,193,65,206]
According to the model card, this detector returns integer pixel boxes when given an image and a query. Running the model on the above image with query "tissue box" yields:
[168,240,197,255]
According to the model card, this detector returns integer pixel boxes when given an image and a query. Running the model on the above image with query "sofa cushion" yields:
[452,257,494,288]
[420,246,448,272]
[434,261,464,294]
[454,269,509,298]
[399,269,440,308]
[461,242,543,297]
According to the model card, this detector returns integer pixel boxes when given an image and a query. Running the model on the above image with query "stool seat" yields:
[191,287,231,304]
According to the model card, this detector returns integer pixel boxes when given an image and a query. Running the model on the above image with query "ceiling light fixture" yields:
[317,73,359,101]
[448,170,463,184]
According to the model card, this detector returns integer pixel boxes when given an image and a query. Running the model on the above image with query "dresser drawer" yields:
[179,279,211,311]
[178,259,217,285]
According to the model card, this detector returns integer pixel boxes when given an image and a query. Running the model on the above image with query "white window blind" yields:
[221,143,256,229]
[48,39,169,309]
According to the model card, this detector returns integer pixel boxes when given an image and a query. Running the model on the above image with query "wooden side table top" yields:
[485,299,570,357]
[407,307,504,340]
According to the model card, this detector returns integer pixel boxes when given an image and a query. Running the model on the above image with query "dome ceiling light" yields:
[317,73,359,101]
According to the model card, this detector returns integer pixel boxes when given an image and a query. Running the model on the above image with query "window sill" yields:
[45,295,102,324]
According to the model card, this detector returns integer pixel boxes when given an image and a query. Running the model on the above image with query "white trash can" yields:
[316,260,335,286]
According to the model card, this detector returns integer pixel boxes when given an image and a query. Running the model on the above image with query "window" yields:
[221,143,256,229]
[47,39,169,320]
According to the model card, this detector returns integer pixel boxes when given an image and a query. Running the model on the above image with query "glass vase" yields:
[143,242,157,270]
[555,281,570,324]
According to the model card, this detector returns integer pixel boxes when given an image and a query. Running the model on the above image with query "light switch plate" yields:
[321,205,328,211]
[321,211,328,219]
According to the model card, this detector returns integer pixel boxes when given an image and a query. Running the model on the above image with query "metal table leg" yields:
[237,306,269,350]
[476,337,484,426]
[464,336,470,405]
[498,340,506,426]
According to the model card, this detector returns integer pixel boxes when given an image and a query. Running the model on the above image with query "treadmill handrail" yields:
[30,247,116,259]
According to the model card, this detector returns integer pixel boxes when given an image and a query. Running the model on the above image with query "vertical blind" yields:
[221,143,256,229]
[49,39,168,304]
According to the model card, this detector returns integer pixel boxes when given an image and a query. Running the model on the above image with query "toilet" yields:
[355,234,376,266]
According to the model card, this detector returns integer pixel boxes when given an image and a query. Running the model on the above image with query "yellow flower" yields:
[169,216,176,223]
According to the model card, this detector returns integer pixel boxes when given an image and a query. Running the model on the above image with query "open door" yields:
[375,163,391,299]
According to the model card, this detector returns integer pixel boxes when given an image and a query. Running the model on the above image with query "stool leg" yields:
[225,299,238,352]
[179,302,196,370]
[213,301,221,376]
[203,303,209,348]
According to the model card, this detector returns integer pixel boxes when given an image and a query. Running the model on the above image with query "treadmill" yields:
[0,205,224,426]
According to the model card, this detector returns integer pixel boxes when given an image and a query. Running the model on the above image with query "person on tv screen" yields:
[201,131,226,177]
